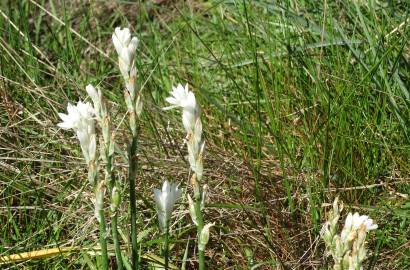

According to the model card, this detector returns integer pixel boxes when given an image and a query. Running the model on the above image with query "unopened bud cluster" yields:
[321,198,378,270]
[112,27,142,135]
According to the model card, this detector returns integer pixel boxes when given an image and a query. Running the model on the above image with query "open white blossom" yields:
[58,101,96,163]
[341,212,378,241]
[164,84,199,134]
[112,27,139,80]
[153,181,182,231]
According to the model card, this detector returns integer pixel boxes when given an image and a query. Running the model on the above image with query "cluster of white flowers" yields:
[153,181,182,232]
[164,84,205,181]
[322,198,378,270]
[112,27,142,134]
[58,101,96,164]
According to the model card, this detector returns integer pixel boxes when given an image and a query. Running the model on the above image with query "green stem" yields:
[128,134,139,270]
[106,152,124,270]
[112,211,124,270]
[194,190,205,270]
[98,209,109,270]
[164,225,169,270]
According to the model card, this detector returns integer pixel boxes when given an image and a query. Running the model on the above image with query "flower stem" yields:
[164,225,169,270]
[91,160,109,270]
[105,152,124,270]
[128,134,139,270]
[98,208,109,270]
[194,190,205,270]
[111,213,123,270]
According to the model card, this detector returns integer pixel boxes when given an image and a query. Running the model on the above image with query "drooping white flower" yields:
[58,101,96,163]
[112,27,139,80]
[153,181,182,231]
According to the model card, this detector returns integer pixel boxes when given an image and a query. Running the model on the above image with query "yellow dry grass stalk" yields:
[0,247,75,264]
[0,247,178,269]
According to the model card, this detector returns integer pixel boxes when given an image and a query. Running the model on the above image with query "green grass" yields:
[1,0,409,269]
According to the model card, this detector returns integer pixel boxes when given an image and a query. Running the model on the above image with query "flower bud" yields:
[199,222,215,251]
[135,94,143,117]
[124,91,134,112]
[201,184,208,210]
[187,194,198,225]
[95,181,106,223]
[109,132,115,157]
[111,185,121,212]
[190,173,200,199]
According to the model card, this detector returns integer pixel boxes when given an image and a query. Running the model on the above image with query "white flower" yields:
[153,181,182,231]
[341,212,377,241]
[164,84,196,110]
[112,27,138,56]
[164,84,199,133]
[58,101,96,162]
[164,84,205,181]
[112,27,139,79]
[58,101,94,130]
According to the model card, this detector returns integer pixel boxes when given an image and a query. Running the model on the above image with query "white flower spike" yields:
[153,181,182,231]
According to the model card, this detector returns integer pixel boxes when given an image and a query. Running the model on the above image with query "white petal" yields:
[165,97,178,106]
[57,121,73,129]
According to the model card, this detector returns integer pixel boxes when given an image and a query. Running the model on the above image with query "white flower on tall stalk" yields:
[164,84,205,179]
[153,181,182,231]
[58,101,96,163]
[112,27,139,82]
[164,84,200,134]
